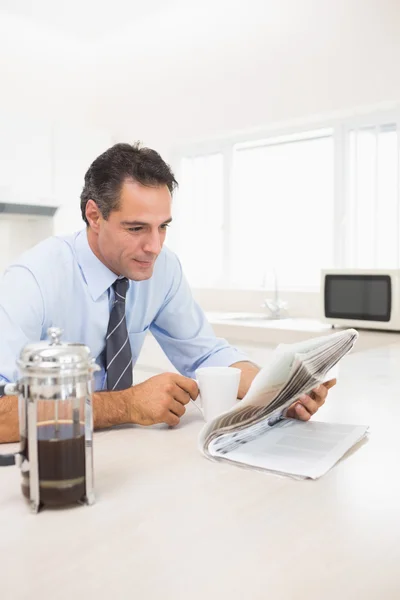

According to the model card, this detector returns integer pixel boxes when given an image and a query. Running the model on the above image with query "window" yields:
[169,154,224,287]
[344,123,399,268]
[171,112,400,290]
[231,131,334,288]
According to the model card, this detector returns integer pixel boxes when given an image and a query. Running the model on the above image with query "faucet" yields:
[261,269,288,319]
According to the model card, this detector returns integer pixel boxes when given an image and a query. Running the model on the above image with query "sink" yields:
[213,312,288,322]
[207,313,334,333]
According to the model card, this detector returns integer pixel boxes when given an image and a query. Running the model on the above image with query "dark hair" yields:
[80,142,178,225]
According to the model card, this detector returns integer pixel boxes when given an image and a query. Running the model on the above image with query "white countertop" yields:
[207,311,400,350]
[1,342,400,599]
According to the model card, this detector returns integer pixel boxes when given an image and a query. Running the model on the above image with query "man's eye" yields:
[129,227,143,232]
[160,223,170,230]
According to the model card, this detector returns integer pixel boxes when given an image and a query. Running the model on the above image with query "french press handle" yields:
[0,383,19,467]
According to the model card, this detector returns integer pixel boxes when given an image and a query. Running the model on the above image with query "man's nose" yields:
[143,231,162,255]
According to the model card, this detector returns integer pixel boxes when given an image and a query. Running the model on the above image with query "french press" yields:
[0,327,99,513]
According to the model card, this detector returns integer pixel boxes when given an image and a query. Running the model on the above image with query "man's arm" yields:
[0,396,19,444]
[0,362,252,443]
[95,373,198,428]
[150,252,250,378]
[0,373,199,444]
[0,392,131,444]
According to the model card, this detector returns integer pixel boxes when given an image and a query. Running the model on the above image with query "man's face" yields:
[90,179,172,281]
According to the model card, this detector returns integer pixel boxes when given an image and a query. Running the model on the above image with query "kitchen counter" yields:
[1,342,400,599]
[206,311,400,350]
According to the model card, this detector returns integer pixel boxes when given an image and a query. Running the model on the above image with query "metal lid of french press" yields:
[17,327,96,375]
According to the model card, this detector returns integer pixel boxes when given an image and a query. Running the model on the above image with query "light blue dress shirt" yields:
[0,229,248,391]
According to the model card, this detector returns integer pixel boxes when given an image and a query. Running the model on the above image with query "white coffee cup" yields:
[193,366,241,422]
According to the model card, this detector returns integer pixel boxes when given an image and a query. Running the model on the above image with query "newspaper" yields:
[198,328,368,479]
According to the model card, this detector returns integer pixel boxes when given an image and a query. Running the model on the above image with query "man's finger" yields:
[285,401,309,420]
[323,378,337,390]
[310,385,328,407]
[172,385,191,406]
[165,411,180,427]
[293,402,311,421]
[172,374,199,400]
[297,394,319,415]
[170,399,186,418]
[286,379,335,421]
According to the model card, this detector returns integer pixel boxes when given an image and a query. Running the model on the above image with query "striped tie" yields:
[105,277,133,391]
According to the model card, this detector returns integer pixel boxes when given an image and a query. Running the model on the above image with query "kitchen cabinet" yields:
[0,117,53,206]
[0,117,113,219]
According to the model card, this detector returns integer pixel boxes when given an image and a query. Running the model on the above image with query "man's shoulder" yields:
[153,245,183,281]
[157,245,181,269]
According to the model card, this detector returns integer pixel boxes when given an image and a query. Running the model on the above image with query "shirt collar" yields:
[75,229,119,301]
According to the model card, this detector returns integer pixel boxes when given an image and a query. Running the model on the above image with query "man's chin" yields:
[127,265,155,281]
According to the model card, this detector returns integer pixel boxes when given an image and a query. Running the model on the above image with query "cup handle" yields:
[0,454,16,467]
[191,379,204,416]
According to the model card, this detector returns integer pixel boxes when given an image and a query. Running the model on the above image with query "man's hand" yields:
[230,361,260,398]
[129,373,199,427]
[285,379,337,421]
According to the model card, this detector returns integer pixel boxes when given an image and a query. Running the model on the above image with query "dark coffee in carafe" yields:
[22,421,86,506]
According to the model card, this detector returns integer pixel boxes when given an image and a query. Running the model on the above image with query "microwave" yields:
[321,269,400,331]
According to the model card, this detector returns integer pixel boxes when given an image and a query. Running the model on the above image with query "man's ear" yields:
[85,199,102,232]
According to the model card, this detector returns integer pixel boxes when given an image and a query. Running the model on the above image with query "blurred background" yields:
[1,0,400,315]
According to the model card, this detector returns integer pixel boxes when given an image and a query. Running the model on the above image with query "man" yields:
[0,143,334,443]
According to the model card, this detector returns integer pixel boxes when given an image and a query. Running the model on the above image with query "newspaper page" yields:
[208,419,368,479]
[198,329,362,477]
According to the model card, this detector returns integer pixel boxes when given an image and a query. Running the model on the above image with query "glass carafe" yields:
[0,327,99,512]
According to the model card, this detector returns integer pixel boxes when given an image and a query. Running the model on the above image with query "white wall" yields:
[3,0,400,215]
[2,0,400,291]
[0,14,93,126]
[0,12,113,239]
[51,125,113,236]
[89,0,400,159]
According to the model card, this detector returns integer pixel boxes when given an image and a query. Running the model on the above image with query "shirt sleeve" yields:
[0,266,44,385]
[149,253,249,378]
